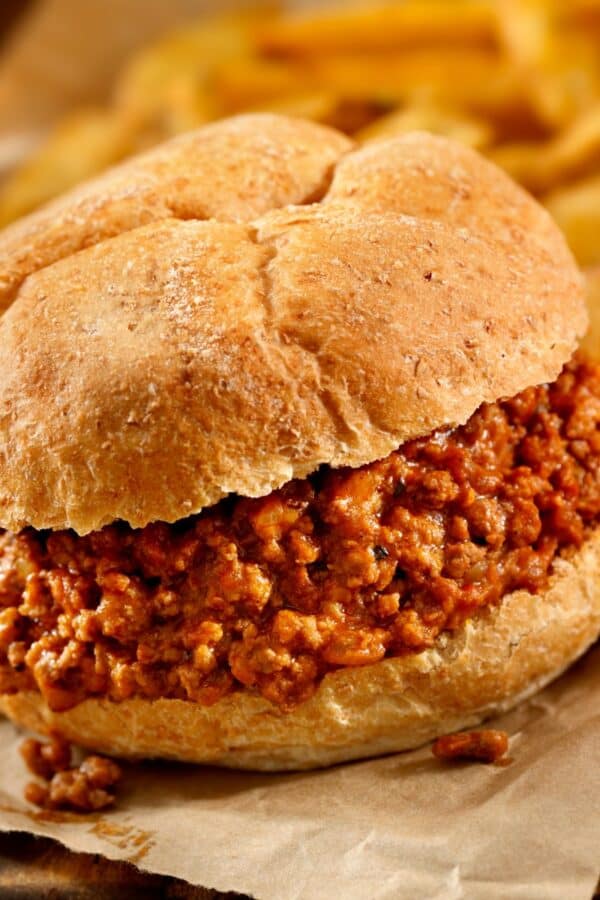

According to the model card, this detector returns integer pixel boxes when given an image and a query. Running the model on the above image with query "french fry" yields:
[488,138,549,191]
[545,174,600,266]
[215,49,522,117]
[0,109,134,225]
[115,17,253,129]
[356,103,494,150]
[250,91,378,134]
[254,2,496,55]
[212,57,309,112]
[564,0,600,27]
[249,90,339,122]
[519,37,600,129]
[490,104,600,193]
[544,104,600,185]
[495,0,553,67]
[495,0,600,128]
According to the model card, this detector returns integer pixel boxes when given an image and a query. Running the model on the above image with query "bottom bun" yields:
[2,527,600,771]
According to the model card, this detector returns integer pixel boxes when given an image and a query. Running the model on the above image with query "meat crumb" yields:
[432,729,509,764]
[19,736,71,779]
[20,737,121,812]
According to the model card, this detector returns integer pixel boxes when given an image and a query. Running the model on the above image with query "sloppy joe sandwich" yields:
[0,114,598,770]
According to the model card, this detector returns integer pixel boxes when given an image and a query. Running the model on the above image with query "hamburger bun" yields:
[0,114,596,770]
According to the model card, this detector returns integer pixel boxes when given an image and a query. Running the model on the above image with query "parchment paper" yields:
[0,642,597,900]
[0,2,599,898]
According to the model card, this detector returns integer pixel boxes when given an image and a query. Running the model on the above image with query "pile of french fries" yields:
[1,0,600,337]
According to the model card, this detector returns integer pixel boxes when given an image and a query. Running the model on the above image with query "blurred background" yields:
[0,0,599,348]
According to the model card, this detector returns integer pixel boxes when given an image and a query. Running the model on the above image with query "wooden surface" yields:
[0,0,33,45]
[0,831,595,898]
[0,832,249,898]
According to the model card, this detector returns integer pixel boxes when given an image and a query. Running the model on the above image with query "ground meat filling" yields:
[0,356,599,712]
[20,737,121,811]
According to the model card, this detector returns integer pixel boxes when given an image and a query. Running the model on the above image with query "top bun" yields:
[0,114,587,534]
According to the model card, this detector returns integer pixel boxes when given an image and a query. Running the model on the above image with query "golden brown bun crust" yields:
[0,115,586,533]
[0,114,353,313]
[2,528,600,771]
